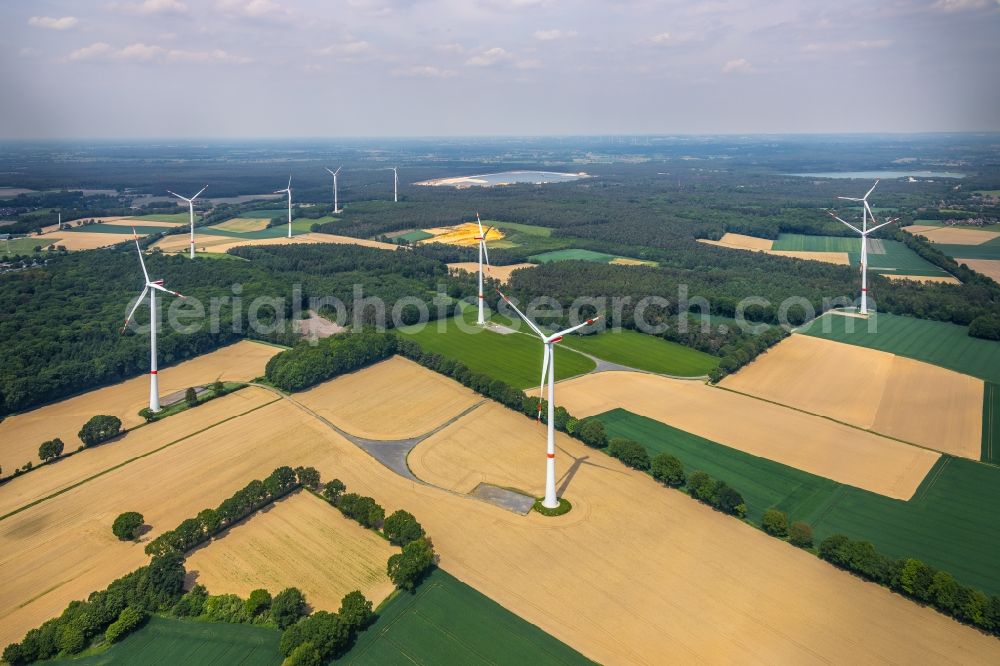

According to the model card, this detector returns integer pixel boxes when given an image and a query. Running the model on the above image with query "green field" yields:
[597,409,1000,596]
[68,224,170,236]
[772,233,857,252]
[395,229,434,242]
[492,220,553,237]
[134,213,189,223]
[561,330,719,376]
[63,616,281,665]
[937,238,1000,261]
[802,311,1000,383]
[2,237,62,255]
[983,382,1000,464]
[773,233,950,276]
[342,569,593,665]
[399,310,595,389]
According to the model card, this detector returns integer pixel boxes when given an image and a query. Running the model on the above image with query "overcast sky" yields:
[1,0,998,138]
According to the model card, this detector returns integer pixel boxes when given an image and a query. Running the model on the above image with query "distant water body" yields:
[786,170,965,179]
[418,170,587,187]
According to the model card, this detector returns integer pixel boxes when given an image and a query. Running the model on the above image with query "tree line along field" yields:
[802,311,1000,383]
[596,409,1000,597]
[561,329,719,377]
[341,569,594,665]
[67,616,281,665]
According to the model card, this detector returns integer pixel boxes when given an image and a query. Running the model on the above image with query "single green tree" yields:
[78,415,122,447]
[112,511,144,541]
[387,538,435,590]
[322,479,346,504]
[38,438,65,462]
[789,521,813,548]
[295,466,321,489]
[271,587,306,629]
[761,509,789,538]
[577,419,607,448]
[383,510,425,546]
[338,590,373,630]
[650,453,685,487]
[245,588,272,618]
[185,387,198,407]
[607,438,651,470]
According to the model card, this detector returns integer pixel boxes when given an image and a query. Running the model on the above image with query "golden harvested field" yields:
[101,219,185,228]
[699,232,774,250]
[555,371,938,499]
[958,258,1000,282]
[153,232,397,255]
[881,273,961,284]
[767,250,851,265]
[186,491,396,610]
[417,222,504,247]
[609,257,658,266]
[2,360,998,663]
[904,225,1000,245]
[0,341,279,472]
[721,334,982,458]
[151,233,234,252]
[0,387,277,520]
[210,218,271,232]
[43,232,130,251]
[447,261,535,283]
[295,356,480,440]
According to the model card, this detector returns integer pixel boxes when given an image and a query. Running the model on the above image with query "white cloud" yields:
[516,59,542,69]
[17,47,41,58]
[931,0,994,11]
[217,0,287,18]
[721,58,754,74]
[393,65,457,79]
[110,0,188,14]
[534,29,575,41]
[645,32,697,45]
[68,43,114,61]
[803,39,892,53]
[314,40,371,57]
[28,16,78,30]
[465,47,513,66]
[66,42,249,64]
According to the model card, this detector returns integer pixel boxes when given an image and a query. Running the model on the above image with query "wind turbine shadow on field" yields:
[556,449,625,496]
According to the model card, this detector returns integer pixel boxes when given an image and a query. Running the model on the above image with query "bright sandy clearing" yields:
[699,232,774,250]
[904,225,1000,245]
[881,273,961,284]
[0,341,279,472]
[39,232,131,251]
[447,262,536,283]
[151,234,235,252]
[1,361,997,664]
[295,356,481,440]
[768,250,851,265]
[720,334,982,458]
[210,218,271,232]
[555,371,938,499]
[153,232,398,255]
[417,222,504,247]
[186,491,396,610]
[609,257,658,266]
[958,258,1000,282]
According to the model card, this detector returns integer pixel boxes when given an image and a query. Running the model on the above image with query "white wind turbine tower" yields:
[122,228,185,412]
[392,167,398,203]
[474,213,495,325]
[325,166,343,213]
[167,185,207,259]
[827,180,897,315]
[274,176,293,238]
[498,289,600,508]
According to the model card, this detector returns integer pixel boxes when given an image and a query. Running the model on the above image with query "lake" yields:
[417,170,588,187]
[786,170,965,179]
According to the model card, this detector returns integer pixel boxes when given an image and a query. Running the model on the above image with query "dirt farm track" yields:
[1,357,999,664]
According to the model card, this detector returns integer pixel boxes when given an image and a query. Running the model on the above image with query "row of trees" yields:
[144,465,311,558]
[819,534,1000,635]
[265,330,398,392]
[2,553,187,664]
[173,583,308,629]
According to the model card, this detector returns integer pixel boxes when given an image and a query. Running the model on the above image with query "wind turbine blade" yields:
[132,227,150,283]
[537,344,550,422]
[326,167,336,176]
[481,237,490,269]
[335,165,342,176]
[191,185,207,201]
[496,288,545,338]
[553,315,602,339]
[287,175,292,190]
[826,211,863,235]
[121,286,149,333]
[837,196,863,202]
[476,212,484,236]
[864,179,880,200]
[167,190,189,202]
[867,220,894,234]
[151,283,185,299]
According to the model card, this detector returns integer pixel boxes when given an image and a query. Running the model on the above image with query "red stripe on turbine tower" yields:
[547,453,555,459]
[150,370,157,375]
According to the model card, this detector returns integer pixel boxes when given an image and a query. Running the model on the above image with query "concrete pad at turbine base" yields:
[471,483,535,514]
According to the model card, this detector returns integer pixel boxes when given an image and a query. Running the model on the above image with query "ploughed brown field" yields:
[0,340,280,473]
[2,357,998,663]
[720,334,983,459]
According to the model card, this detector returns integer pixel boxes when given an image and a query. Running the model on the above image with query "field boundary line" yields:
[710,383,951,458]
[0,395,281,522]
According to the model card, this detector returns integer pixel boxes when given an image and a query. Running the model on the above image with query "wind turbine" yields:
[167,185,207,259]
[474,213,494,326]
[274,176,293,238]
[498,289,600,509]
[325,166,343,213]
[392,167,398,203]
[827,180,897,315]
[122,228,185,412]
